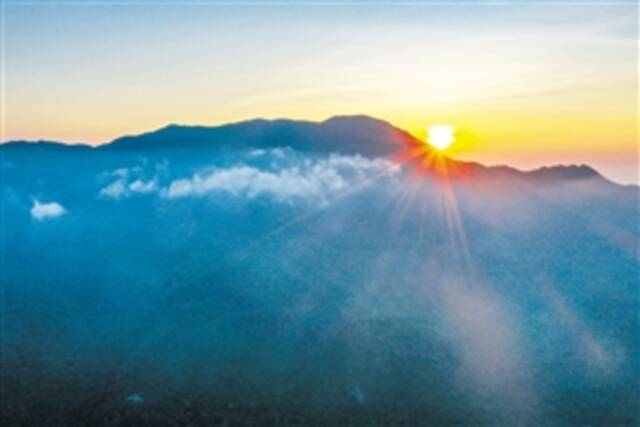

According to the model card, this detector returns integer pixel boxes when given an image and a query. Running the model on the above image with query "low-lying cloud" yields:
[164,153,397,203]
[99,167,158,199]
[97,150,398,204]
[31,200,66,220]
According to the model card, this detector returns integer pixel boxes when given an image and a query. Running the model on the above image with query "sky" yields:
[2,0,638,183]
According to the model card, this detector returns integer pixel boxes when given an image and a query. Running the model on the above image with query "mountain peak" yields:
[322,114,388,125]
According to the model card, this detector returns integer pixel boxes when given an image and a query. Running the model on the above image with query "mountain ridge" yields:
[0,115,623,186]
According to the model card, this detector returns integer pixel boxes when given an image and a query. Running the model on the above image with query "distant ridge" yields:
[1,140,93,150]
[528,164,602,181]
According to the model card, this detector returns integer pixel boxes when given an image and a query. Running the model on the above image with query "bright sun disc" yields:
[427,125,454,150]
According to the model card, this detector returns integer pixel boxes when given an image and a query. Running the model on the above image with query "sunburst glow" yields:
[428,125,455,150]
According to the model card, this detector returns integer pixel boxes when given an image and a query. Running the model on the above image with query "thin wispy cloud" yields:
[99,167,158,199]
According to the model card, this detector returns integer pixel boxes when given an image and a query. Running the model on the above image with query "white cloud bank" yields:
[97,151,399,204]
[163,154,398,203]
[31,200,66,221]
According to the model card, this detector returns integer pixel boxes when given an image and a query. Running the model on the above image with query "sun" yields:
[427,125,454,150]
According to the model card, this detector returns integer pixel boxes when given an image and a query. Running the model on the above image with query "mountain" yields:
[1,115,638,426]
[105,115,418,158]
[0,115,618,186]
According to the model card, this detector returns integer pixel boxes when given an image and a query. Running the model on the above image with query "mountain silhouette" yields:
[0,115,615,186]
[104,115,417,158]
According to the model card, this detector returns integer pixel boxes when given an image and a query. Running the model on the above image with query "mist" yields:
[1,120,638,426]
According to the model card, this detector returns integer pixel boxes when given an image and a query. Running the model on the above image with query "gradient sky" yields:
[2,0,638,183]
